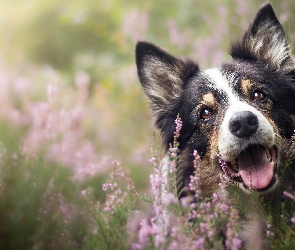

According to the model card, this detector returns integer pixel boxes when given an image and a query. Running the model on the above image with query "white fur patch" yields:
[204,67,274,161]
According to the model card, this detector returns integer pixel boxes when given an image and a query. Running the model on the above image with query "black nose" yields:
[229,111,258,138]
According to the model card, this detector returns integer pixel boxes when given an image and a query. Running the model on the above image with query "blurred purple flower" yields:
[167,20,185,49]
[122,9,149,42]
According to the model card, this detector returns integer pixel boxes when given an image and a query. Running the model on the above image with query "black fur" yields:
[136,42,199,147]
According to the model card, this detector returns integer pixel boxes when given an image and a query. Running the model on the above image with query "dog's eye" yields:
[200,108,213,120]
[253,90,267,102]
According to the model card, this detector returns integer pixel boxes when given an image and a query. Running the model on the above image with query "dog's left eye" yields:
[200,108,213,120]
[253,90,267,102]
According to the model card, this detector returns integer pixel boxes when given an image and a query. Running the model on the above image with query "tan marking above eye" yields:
[200,93,218,109]
[202,93,215,105]
[240,78,253,95]
[198,93,218,120]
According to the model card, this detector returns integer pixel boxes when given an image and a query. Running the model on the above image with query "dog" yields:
[136,3,295,197]
[136,3,295,248]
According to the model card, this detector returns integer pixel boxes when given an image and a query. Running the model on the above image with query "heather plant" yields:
[131,118,295,249]
[131,117,244,250]
[1,99,295,250]
[82,161,140,250]
[0,127,89,250]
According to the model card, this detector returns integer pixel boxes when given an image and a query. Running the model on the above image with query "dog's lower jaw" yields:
[220,145,279,193]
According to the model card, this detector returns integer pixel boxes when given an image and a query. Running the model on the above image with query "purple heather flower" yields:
[131,243,143,250]
[283,191,295,201]
[167,19,185,49]
[231,237,243,250]
[192,237,205,250]
[149,156,158,167]
[180,196,193,208]
[122,9,149,42]
[163,192,178,206]
[137,219,153,246]
[174,116,183,139]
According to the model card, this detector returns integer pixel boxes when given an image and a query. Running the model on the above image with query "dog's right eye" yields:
[253,90,267,102]
[200,107,213,120]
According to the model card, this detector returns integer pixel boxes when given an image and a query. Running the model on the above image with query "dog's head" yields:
[136,3,295,196]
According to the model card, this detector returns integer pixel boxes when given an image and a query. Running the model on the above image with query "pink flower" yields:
[131,243,143,250]
[163,192,178,206]
[231,237,243,250]
[75,70,90,87]
[149,156,158,167]
[167,19,185,49]
[192,237,205,250]
[174,116,183,139]
[122,9,149,42]
[283,191,295,201]
[180,196,192,208]
[46,84,58,102]
[138,219,153,245]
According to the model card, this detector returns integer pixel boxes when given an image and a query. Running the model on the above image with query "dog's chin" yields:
[221,145,279,194]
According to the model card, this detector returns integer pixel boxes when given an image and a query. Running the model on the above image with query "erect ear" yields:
[135,41,199,126]
[231,3,294,76]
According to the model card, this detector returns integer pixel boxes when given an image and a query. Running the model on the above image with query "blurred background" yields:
[0,0,294,192]
[1,2,295,248]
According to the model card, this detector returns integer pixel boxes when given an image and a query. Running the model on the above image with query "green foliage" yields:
[0,124,86,250]
[82,196,132,250]
[82,162,140,250]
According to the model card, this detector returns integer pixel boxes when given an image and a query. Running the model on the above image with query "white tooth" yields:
[265,149,271,162]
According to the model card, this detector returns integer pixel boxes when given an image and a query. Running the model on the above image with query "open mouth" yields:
[220,145,278,192]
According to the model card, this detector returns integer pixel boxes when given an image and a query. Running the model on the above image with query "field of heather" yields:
[0,0,295,249]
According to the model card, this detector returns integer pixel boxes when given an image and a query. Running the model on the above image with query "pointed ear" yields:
[231,3,294,75]
[135,41,199,123]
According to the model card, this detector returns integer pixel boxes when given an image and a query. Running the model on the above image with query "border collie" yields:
[135,3,295,200]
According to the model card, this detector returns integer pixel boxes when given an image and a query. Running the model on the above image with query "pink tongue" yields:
[238,147,274,189]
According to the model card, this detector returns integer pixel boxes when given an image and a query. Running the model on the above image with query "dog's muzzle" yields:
[221,111,278,192]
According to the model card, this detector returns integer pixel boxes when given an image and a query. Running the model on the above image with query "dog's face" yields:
[136,4,295,197]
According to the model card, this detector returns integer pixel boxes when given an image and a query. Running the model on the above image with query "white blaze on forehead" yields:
[204,67,236,102]
[204,67,274,161]
[204,67,245,109]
